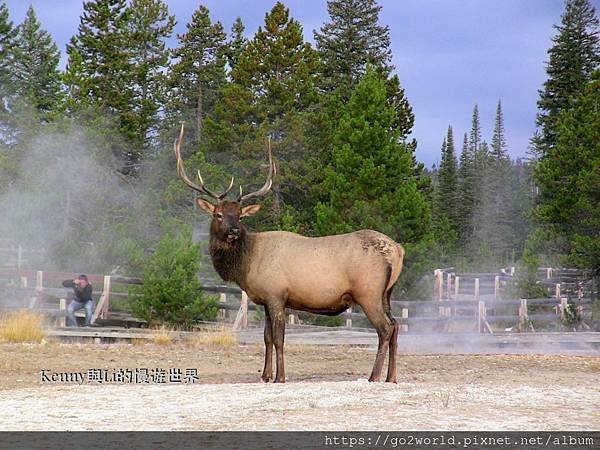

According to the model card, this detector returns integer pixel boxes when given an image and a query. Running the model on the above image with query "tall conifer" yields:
[315,0,392,94]
[11,6,63,116]
[534,0,599,154]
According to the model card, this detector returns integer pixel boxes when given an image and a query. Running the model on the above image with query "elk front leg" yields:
[269,305,286,383]
[261,306,273,382]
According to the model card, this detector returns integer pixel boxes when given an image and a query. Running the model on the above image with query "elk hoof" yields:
[368,376,381,382]
[260,375,272,383]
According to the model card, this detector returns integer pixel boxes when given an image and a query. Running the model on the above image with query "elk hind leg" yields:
[361,300,394,382]
[385,285,399,383]
[386,313,399,383]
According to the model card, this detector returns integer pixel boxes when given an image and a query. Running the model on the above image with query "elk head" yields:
[174,124,276,243]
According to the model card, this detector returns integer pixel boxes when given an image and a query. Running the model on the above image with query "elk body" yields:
[175,125,405,383]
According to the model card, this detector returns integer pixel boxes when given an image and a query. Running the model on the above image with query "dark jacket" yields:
[62,280,93,303]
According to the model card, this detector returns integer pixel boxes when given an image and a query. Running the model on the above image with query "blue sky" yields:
[6,0,595,167]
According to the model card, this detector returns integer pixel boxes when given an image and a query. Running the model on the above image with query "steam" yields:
[0,122,153,273]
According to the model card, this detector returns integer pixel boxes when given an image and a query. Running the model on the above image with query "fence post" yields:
[101,276,111,319]
[241,291,248,329]
[560,297,568,320]
[434,269,443,301]
[35,271,43,292]
[454,276,460,299]
[219,293,227,320]
[478,300,492,334]
[519,298,528,331]
[59,298,66,327]
[478,300,485,333]
[288,312,295,325]
[445,273,452,316]
[17,244,22,269]
[494,276,500,300]
[555,283,561,300]
[546,268,552,279]
[29,270,41,308]
[474,278,480,301]
[401,308,408,333]
[20,276,27,288]
[346,306,353,328]
[435,269,443,317]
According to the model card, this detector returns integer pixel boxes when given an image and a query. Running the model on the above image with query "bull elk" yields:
[174,125,405,383]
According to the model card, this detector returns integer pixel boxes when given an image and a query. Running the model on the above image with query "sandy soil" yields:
[0,342,598,430]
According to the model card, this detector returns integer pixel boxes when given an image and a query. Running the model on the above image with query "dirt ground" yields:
[0,341,598,430]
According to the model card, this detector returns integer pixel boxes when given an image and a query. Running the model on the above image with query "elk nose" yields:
[230,227,240,236]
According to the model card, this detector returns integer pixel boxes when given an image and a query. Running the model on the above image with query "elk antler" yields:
[174,123,234,201]
[238,137,276,203]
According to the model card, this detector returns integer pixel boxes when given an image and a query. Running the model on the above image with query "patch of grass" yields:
[187,326,237,349]
[151,325,176,345]
[0,310,45,343]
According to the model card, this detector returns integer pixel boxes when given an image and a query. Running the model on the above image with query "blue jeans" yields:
[67,300,94,327]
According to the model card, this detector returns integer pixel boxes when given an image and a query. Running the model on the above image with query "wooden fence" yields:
[0,240,45,270]
[0,267,597,334]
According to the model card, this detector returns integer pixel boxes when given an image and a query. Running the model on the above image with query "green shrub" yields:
[131,231,218,328]
[561,303,583,330]
[298,312,343,327]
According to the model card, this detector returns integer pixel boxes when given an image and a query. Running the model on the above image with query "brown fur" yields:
[202,202,404,383]
[175,129,405,383]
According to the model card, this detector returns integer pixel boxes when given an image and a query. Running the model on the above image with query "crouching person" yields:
[62,275,94,327]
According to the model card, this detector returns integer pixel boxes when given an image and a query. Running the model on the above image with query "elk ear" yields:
[240,204,261,218]
[196,198,215,214]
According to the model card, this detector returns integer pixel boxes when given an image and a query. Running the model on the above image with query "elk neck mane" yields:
[209,225,253,285]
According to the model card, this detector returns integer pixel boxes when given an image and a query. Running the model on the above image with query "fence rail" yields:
[0,267,597,334]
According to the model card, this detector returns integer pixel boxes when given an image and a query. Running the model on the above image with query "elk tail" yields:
[382,243,404,325]
[385,243,405,294]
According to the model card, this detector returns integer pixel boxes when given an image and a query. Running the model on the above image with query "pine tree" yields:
[0,1,14,102]
[457,105,483,247]
[167,4,227,146]
[535,0,599,155]
[510,157,534,258]
[457,133,470,245]
[127,0,175,150]
[227,2,318,124]
[65,0,138,172]
[314,0,392,94]
[534,71,600,270]
[474,101,515,265]
[11,6,63,117]
[66,0,131,111]
[211,3,318,230]
[224,17,246,72]
[469,104,482,157]
[313,69,431,295]
[434,125,459,231]
[0,1,15,144]
[384,69,416,147]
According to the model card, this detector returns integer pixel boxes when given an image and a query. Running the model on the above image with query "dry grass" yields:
[0,310,45,343]
[187,325,237,349]
[151,325,176,345]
